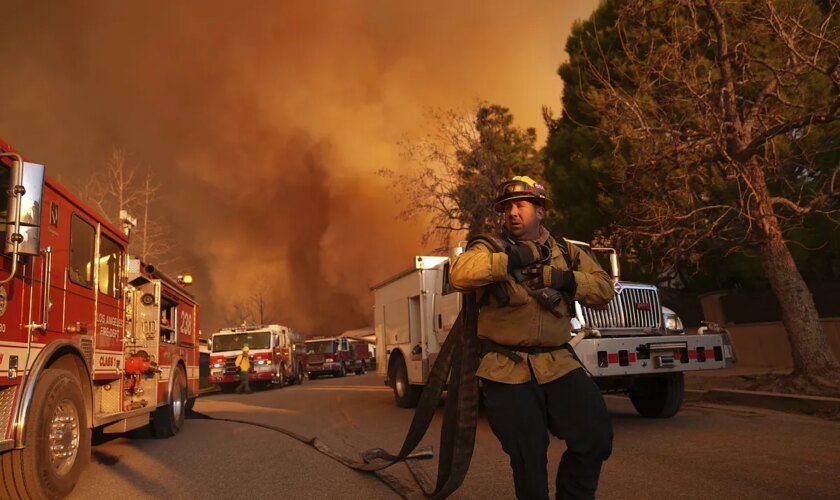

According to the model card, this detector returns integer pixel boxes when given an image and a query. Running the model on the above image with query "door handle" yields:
[29,246,52,332]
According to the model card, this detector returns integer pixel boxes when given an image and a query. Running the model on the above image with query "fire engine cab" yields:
[0,140,201,499]
[209,324,306,390]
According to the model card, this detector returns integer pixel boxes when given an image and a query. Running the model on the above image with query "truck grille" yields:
[580,284,661,331]
[223,356,238,374]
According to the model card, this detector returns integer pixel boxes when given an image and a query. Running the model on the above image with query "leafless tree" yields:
[224,281,275,327]
[77,147,174,267]
[134,170,174,266]
[570,0,839,388]
[383,104,543,250]
[78,147,139,224]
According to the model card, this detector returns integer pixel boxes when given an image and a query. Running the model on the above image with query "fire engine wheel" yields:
[390,356,421,409]
[629,372,685,418]
[1,368,90,500]
[354,361,366,375]
[152,367,187,437]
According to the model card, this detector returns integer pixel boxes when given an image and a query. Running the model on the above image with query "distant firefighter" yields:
[235,346,252,394]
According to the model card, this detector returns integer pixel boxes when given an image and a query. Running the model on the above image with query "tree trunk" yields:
[750,167,840,384]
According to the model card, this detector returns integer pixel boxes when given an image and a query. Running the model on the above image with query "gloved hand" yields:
[522,264,576,294]
[506,242,551,273]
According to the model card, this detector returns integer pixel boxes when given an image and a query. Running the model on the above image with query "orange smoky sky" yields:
[0,0,598,336]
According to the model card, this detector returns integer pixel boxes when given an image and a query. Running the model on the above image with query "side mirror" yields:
[4,158,45,256]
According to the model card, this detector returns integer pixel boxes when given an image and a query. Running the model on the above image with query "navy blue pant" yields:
[481,368,613,500]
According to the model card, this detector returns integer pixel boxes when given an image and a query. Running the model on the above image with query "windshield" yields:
[305,340,336,355]
[212,331,271,352]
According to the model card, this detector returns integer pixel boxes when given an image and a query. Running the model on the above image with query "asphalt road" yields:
[68,374,840,500]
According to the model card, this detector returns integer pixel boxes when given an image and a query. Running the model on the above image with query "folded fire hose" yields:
[189,292,481,499]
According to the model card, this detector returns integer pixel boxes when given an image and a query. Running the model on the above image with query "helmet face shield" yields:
[493,176,553,212]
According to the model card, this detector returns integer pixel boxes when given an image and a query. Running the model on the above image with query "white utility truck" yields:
[373,243,735,418]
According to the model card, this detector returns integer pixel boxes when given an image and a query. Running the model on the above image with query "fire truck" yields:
[373,244,736,417]
[0,140,201,499]
[209,324,306,390]
[304,336,371,379]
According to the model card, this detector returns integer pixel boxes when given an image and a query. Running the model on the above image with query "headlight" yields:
[212,363,223,368]
[257,360,266,365]
[662,307,685,334]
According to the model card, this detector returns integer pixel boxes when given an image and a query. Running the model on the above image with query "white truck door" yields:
[432,263,462,345]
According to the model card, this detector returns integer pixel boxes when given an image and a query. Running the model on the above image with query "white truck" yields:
[373,243,736,418]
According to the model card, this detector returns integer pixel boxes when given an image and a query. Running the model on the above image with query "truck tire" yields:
[355,360,366,375]
[629,372,684,418]
[390,356,421,409]
[1,368,90,500]
[152,367,187,437]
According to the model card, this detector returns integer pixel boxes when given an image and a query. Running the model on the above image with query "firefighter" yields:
[235,345,252,394]
[449,175,615,500]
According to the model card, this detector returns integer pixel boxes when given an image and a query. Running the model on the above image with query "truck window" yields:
[212,331,272,352]
[98,234,123,297]
[69,215,95,288]
[160,296,178,344]
[305,340,336,355]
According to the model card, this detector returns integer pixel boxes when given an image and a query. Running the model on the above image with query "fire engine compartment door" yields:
[131,280,161,361]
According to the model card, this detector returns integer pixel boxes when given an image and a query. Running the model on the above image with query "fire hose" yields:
[189,292,481,499]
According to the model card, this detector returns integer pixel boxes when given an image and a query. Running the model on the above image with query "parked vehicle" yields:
[305,337,370,379]
[209,324,306,390]
[373,243,736,417]
[0,139,201,498]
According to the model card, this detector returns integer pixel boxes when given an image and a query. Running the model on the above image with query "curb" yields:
[698,388,840,416]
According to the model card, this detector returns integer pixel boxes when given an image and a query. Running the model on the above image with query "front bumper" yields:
[307,362,340,375]
[208,371,276,384]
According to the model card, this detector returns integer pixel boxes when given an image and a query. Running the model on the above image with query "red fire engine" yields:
[209,324,306,390]
[0,140,201,498]
[305,336,371,379]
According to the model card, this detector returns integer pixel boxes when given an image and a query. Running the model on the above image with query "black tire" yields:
[629,372,684,418]
[308,372,318,380]
[153,367,187,437]
[390,355,421,408]
[1,368,91,499]
[354,360,367,375]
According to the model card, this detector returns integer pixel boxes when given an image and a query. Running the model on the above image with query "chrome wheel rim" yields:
[172,380,184,422]
[48,399,80,476]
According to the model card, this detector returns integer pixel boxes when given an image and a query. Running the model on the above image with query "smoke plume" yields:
[0,0,597,335]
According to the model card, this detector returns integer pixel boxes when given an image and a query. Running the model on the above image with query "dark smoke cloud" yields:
[0,0,597,336]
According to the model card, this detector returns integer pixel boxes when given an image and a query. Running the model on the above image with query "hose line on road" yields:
[189,293,481,499]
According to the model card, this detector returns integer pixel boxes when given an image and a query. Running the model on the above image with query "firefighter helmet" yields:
[242,345,250,353]
[493,176,553,212]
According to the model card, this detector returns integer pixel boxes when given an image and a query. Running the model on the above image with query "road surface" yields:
[68,373,840,499]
